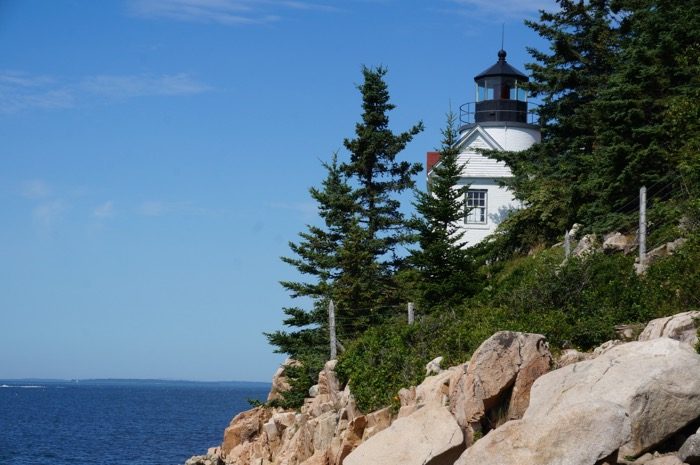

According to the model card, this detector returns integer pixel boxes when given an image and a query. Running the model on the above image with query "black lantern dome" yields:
[473,49,529,123]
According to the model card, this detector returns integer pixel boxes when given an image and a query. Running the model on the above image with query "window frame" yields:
[465,189,488,225]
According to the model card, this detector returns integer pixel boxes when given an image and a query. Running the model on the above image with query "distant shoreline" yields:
[0,378,271,386]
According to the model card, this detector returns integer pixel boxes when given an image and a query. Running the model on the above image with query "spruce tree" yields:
[490,0,622,251]
[265,155,355,407]
[587,0,700,230]
[410,111,477,309]
[339,65,423,318]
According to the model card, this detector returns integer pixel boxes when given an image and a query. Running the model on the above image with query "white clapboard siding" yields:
[444,123,539,246]
[458,151,513,178]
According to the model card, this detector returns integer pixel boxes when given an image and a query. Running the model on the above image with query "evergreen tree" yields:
[586,0,700,230]
[339,65,423,317]
[264,155,355,407]
[410,112,477,309]
[489,0,622,252]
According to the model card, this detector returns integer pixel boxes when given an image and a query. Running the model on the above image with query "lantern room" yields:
[474,49,528,124]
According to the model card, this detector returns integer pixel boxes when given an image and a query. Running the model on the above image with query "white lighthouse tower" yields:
[427,49,541,245]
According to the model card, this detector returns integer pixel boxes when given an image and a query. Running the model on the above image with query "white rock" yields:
[556,349,591,368]
[455,401,631,465]
[425,356,444,376]
[644,456,686,465]
[308,384,319,398]
[603,232,636,254]
[638,310,700,348]
[526,338,700,457]
[573,233,599,257]
[344,405,464,465]
[592,339,623,357]
[678,432,700,464]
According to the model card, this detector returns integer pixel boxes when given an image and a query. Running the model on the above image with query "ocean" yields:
[0,379,270,465]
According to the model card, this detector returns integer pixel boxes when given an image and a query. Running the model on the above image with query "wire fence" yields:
[563,178,688,271]
[299,179,691,359]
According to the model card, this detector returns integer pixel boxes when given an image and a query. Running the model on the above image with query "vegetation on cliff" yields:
[267,0,700,411]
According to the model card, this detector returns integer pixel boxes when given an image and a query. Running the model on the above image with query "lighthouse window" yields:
[499,81,511,99]
[477,82,494,101]
[465,190,488,224]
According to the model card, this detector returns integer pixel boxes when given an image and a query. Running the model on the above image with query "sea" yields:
[0,379,270,465]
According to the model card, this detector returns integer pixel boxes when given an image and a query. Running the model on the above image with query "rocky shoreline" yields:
[187,310,700,465]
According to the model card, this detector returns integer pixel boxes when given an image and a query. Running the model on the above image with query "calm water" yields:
[0,379,270,465]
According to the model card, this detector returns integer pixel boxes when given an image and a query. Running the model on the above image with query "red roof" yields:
[426,151,441,173]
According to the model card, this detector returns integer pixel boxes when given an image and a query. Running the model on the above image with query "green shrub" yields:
[336,233,700,413]
[335,308,508,412]
[641,235,700,316]
[336,323,426,412]
[269,351,326,410]
[484,249,648,349]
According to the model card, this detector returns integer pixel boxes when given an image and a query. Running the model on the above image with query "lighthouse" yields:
[426,49,541,246]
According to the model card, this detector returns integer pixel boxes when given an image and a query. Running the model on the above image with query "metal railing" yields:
[459,102,540,127]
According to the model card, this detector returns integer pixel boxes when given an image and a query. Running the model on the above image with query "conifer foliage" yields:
[337,65,424,326]
[264,155,355,407]
[342,66,424,263]
[267,67,423,406]
[410,112,476,309]
[492,0,700,253]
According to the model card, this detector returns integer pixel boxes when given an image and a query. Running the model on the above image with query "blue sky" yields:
[0,0,554,381]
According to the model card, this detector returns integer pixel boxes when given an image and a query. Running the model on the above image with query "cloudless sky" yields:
[0,0,555,382]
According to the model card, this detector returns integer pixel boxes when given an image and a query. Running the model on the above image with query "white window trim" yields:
[465,189,488,225]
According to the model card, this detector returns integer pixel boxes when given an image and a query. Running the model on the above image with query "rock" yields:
[344,405,464,465]
[309,384,320,398]
[573,233,599,257]
[645,456,687,465]
[667,237,687,253]
[637,238,688,273]
[336,384,361,423]
[646,238,687,260]
[398,386,415,407]
[526,338,700,457]
[679,432,700,464]
[603,232,637,254]
[556,349,591,368]
[184,455,211,465]
[303,360,342,417]
[271,413,316,465]
[630,452,655,464]
[263,419,279,442]
[221,407,270,456]
[397,366,457,419]
[416,367,454,407]
[449,331,551,434]
[318,360,340,398]
[330,415,366,465]
[615,323,644,341]
[300,451,329,465]
[273,411,296,430]
[397,404,418,418]
[454,401,631,465]
[508,343,552,420]
[268,358,300,402]
[310,411,338,452]
[362,407,392,440]
[569,223,583,238]
[639,311,700,348]
[426,356,444,375]
[592,339,623,357]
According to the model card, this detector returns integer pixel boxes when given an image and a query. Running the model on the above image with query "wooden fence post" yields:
[639,186,647,267]
[329,300,337,360]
